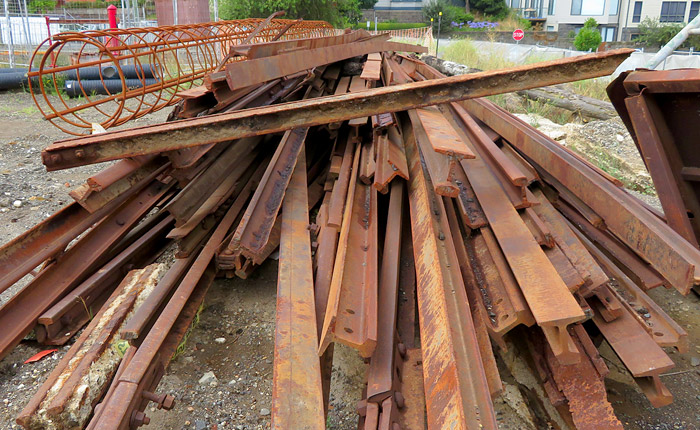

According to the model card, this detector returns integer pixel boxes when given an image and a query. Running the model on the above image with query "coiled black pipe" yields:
[0,72,28,90]
[64,64,158,81]
[64,78,160,98]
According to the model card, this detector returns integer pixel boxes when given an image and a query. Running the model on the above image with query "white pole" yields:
[213,0,218,21]
[172,0,178,25]
[3,0,15,67]
[18,0,29,46]
[120,0,126,28]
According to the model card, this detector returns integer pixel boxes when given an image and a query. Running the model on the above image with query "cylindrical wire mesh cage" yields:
[28,18,336,135]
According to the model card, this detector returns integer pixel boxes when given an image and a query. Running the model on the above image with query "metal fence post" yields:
[3,0,15,67]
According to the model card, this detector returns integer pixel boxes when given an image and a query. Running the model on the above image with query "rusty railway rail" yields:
[0,26,695,430]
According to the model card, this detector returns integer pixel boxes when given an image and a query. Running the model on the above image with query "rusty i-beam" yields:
[271,146,325,429]
[41,49,633,171]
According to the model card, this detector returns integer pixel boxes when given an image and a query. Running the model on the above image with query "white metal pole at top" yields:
[3,0,15,67]
[21,0,29,44]
[18,0,29,46]
[120,0,126,28]
[213,0,218,21]
[172,0,178,25]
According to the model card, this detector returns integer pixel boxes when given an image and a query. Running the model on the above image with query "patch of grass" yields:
[172,301,204,360]
[568,78,610,101]
[19,106,38,115]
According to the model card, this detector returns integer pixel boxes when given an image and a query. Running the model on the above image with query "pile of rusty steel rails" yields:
[1,19,699,430]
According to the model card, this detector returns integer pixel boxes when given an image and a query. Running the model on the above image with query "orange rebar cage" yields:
[28,19,337,135]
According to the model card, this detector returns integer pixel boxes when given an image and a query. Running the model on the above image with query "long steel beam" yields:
[41,49,633,171]
[271,147,325,429]
[403,114,498,429]
[224,39,426,91]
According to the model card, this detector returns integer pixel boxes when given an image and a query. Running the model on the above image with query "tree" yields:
[423,0,456,32]
[469,0,508,19]
[574,18,602,51]
[360,0,377,8]
[219,0,362,27]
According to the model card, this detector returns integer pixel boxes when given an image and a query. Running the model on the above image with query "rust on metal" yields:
[366,181,404,401]
[271,147,325,429]
[403,113,498,429]
[41,49,633,171]
[223,128,308,264]
[29,19,335,135]
[463,97,700,294]
[224,37,426,91]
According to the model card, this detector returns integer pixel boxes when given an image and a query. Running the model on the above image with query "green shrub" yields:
[574,18,602,51]
[470,0,509,20]
[28,0,56,13]
[634,17,700,49]
[63,0,119,8]
[423,0,456,32]
[449,5,474,24]
[219,0,362,27]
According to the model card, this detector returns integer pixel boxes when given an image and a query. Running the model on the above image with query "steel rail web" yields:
[28,18,335,135]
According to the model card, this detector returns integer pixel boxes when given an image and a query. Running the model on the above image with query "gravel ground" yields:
[0,90,699,430]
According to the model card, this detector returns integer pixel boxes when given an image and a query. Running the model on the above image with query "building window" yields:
[601,26,616,41]
[660,2,687,22]
[571,0,604,15]
[690,2,700,21]
[548,0,555,15]
[547,25,555,31]
[609,0,619,15]
[632,1,643,23]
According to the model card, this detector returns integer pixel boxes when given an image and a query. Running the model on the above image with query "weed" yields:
[76,296,93,321]
[172,301,204,360]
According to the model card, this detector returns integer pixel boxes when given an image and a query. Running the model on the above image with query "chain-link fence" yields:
[0,0,157,67]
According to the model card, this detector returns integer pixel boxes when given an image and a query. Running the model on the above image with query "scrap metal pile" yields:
[1,20,699,430]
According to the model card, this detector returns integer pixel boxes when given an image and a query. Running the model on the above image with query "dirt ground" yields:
[0,91,699,430]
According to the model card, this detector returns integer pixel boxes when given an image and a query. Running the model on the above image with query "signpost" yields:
[513,28,525,44]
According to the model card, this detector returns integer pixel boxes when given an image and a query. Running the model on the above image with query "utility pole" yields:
[436,11,442,57]
[430,17,434,55]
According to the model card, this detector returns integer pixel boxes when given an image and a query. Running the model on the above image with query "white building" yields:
[508,0,700,41]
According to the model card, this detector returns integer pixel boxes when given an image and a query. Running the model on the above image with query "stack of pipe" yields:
[0,24,697,430]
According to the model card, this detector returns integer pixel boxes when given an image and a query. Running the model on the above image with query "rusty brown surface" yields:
[0,180,171,362]
[373,126,409,194]
[463,97,700,294]
[319,144,362,355]
[224,38,426,91]
[223,128,308,264]
[271,147,325,429]
[455,109,585,363]
[538,326,624,430]
[403,112,498,429]
[558,200,666,291]
[29,19,335,135]
[36,215,173,345]
[326,151,379,357]
[41,49,632,171]
[366,181,404,401]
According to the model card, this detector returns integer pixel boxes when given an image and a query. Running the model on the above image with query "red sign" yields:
[513,29,525,41]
